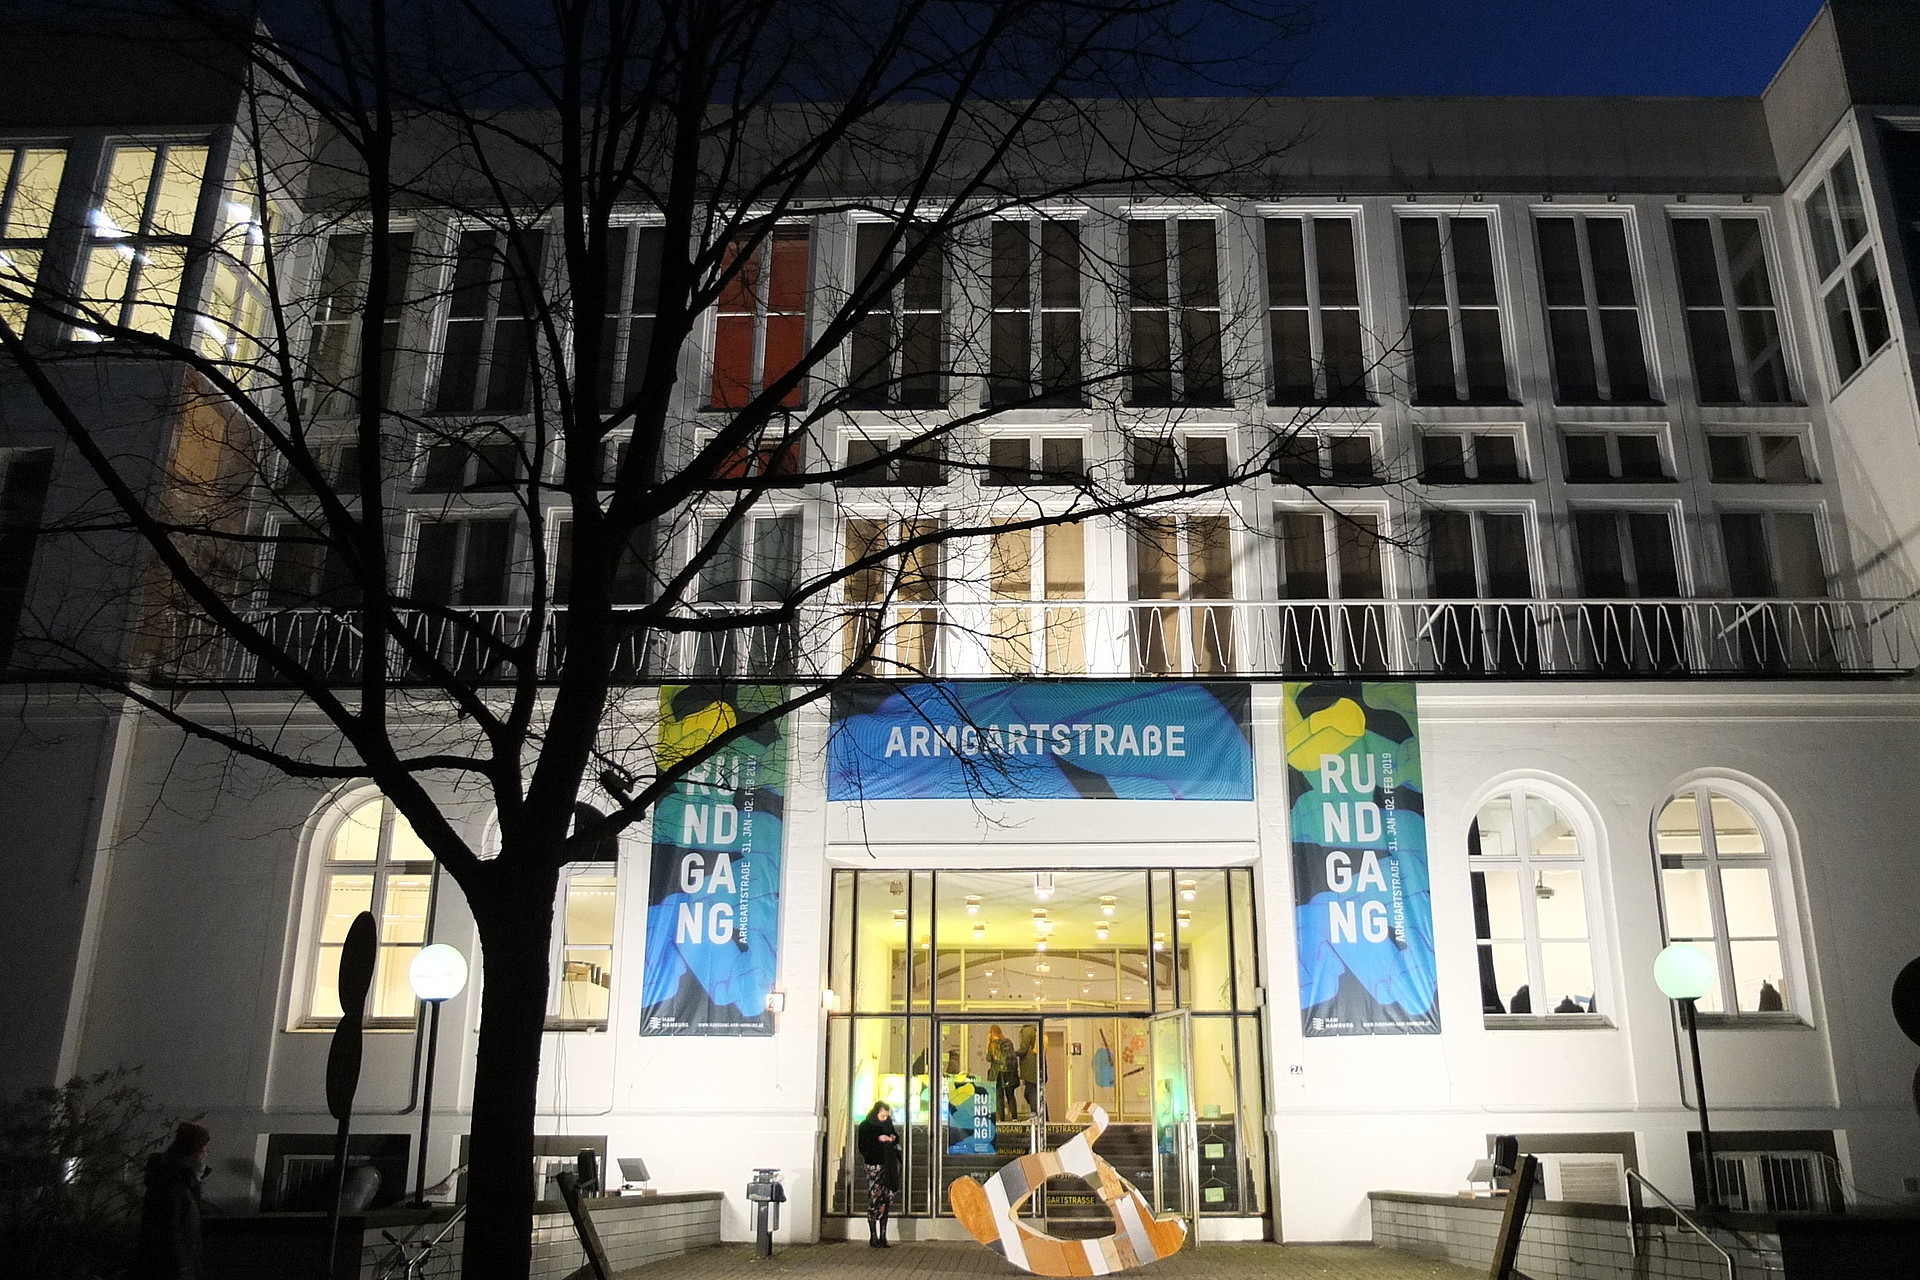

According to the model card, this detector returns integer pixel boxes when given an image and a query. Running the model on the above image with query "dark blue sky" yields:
[1272,0,1828,97]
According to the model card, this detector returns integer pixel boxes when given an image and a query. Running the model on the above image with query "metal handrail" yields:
[1626,1168,1735,1280]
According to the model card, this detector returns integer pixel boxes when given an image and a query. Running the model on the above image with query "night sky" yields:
[1254,0,1829,97]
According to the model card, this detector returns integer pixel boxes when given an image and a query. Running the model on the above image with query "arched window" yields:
[1469,785,1601,1022]
[300,794,435,1027]
[1654,785,1792,1015]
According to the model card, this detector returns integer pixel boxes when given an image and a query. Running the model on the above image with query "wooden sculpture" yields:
[948,1104,1188,1275]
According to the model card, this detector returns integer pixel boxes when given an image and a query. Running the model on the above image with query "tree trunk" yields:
[459,864,559,1280]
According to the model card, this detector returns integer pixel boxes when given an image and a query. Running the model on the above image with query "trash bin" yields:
[745,1168,786,1259]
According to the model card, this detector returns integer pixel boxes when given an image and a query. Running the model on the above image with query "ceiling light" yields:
[966,895,981,915]
[1177,910,1192,929]
[1033,873,1055,900]
[1100,896,1116,917]
[1036,939,1048,952]
[892,909,906,929]
[1179,879,1197,902]
[1094,922,1110,941]
[1036,962,1050,974]
[972,922,986,941]
[1152,933,1165,953]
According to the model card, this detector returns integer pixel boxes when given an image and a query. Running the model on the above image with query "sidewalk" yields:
[620,1240,1481,1279]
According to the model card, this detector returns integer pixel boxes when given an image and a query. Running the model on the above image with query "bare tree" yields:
[0,2,1350,1275]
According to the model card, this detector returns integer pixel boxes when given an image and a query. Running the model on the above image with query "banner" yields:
[1284,682,1439,1036]
[641,685,786,1036]
[828,682,1253,801]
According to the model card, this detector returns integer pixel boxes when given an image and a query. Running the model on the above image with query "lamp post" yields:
[408,943,469,1206]
[1654,942,1722,1210]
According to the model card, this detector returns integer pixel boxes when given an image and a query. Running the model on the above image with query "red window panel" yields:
[708,227,810,409]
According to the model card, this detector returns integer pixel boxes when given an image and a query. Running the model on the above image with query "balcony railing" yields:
[148,597,1920,686]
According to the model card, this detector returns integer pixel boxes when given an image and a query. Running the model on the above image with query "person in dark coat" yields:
[855,1102,901,1248]
[127,1122,210,1280]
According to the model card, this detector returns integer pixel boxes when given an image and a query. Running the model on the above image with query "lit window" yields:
[1469,787,1600,1021]
[302,796,435,1027]
[1535,215,1652,404]
[1670,214,1792,405]
[1803,151,1890,384]
[1654,786,1794,1015]
[0,145,67,333]
[77,141,208,340]
[434,228,546,413]
[988,522,1087,675]
[709,225,809,409]
[847,221,945,408]
[843,517,942,675]
[1400,215,1509,404]
[989,218,1082,406]
[1266,215,1366,404]
[550,850,617,1030]
[1128,216,1223,405]
[305,230,414,415]
[196,163,275,365]
[1131,515,1234,675]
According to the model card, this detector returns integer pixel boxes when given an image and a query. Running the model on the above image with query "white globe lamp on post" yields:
[1654,942,1722,1210]
[408,943,469,1206]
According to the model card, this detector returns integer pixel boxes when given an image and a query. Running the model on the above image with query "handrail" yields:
[1626,1168,1735,1280]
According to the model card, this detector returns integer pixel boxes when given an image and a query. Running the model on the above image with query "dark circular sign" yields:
[1893,957,1920,1047]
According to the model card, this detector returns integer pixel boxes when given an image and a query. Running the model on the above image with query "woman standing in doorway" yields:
[856,1101,901,1248]
[987,1024,1020,1120]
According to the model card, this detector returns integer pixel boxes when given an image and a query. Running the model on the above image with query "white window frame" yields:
[1559,425,1673,483]
[1397,209,1511,404]
[847,216,947,410]
[987,213,1085,406]
[706,221,812,410]
[1261,209,1368,405]
[0,142,69,336]
[1418,426,1528,484]
[1125,211,1226,406]
[430,223,550,414]
[1531,209,1655,404]
[980,429,1089,487]
[1667,208,1796,406]
[1702,428,1818,485]
[1799,147,1892,387]
[1128,429,1234,486]
[1271,428,1379,486]
[303,225,417,417]
[405,511,520,607]
[75,137,211,342]
[547,859,620,1031]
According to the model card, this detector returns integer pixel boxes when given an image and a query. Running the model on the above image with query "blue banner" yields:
[642,685,785,1036]
[828,682,1253,801]
[1284,682,1439,1036]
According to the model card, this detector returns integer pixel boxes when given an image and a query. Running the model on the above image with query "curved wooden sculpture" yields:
[948,1104,1188,1275]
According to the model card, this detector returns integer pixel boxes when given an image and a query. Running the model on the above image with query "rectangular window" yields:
[416,431,529,493]
[1129,434,1230,485]
[1419,429,1523,483]
[411,517,514,606]
[1561,430,1668,482]
[984,435,1085,486]
[1131,515,1234,675]
[1400,215,1509,403]
[265,526,360,610]
[1804,151,1890,384]
[843,517,942,675]
[1128,217,1223,405]
[593,224,664,408]
[305,232,414,415]
[988,522,1087,674]
[1670,215,1792,405]
[1266,216,1366,404]
[1572,509,1685,672]
[843,434,944,486]
[1274,510,1387,672]
[550,867,617,1029]
[0,448,54,667]
[435,228,546,413]
[1424,508,1536,673]
[709,225,809,408]
[990,219,1082,406]
[848,222,945,408]
[196,163,273,366]
[1535,215,1651,403]
[0,145,67,332]
[77,141,208,340]
[1719,511,1826,598]
[551,519,653,606]
[1271,433,1375,485]
[1705,432,1813,484]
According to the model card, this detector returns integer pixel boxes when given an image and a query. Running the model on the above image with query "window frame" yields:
[406,512,520,607]
[1263,211,1369,405]
[846,218,947,409]
[1533,211,1656,405]
[74,137,212,343]
[1271,430,1378,486]
[430,224,550,414]
[981,431,1088,487]
[1125,212,1226,406]
[1127,430,1234,486]
[1799,149,1892,387]
[987,214,1085,407]
[1398,211,1512,405]
[1702,429,1818,485]
[1559,427,1672,484]
[707,222,812,410]
[594,221,667,409]
[303,227,417,417]
[1418,427,1527,484]
[0,142,70,337]
[1468,780,1610,1029]
[1668,210,1795,406]
[547,860,620,1031]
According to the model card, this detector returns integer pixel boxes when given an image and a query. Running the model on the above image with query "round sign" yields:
[1894,957,1920,1047]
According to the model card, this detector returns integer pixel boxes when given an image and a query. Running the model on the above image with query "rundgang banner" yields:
[642,685,786,1036]
[827,682,1253,801]
[1284,682,1439,1036]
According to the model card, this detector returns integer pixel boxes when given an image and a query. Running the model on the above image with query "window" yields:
[1424,508,1536,673]
[843,434,943,486]
[848,222,944,408]
[1670,215,1792,405]
[1705,432,1813,484]
[1571,509,1684,671]
[594,224,664,408]
[281,440,364,496]
[1400,215,1509,403]
[1274,510,1386,672]
[1131,515,1234,675]
[551,519,652,606]
[1535,215,1652,403]
[1719,511,1825,598]
[305,231,414,415]
[302,796,435,1026]
[0,448,54,667]
[0,145,67,332]
[1420,429,1523,483]
[988,522,1087,675]
[709,225,809,408]
[77,141,208,340]
[1128,217,1223,404]
[1469,787,1599,1020]
[1804,152,1890,383]
[1562,430,1668,482]
[416,430,529,492]
[984,435,1085,486]
[989,218,1082,405]
[411,517,514,606]
[265,525,359,610]
[1271,433,1375,485]
[844,517,942,674]
[1654,786,1793,1015]
[551,862,617,1029]
[435,228,546,412]
[1266,216,1366,404]
[691,511,801,675]
[1129,433,1230,485]
[196,163,273,365]
[705,422,804,480]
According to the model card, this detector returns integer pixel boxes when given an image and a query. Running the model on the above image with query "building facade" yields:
[6,0,1920,1247]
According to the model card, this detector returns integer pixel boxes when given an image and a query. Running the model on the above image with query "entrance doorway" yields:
[823,868,1266,1234]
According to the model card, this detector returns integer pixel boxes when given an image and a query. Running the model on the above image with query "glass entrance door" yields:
[936,1019,1040,1213]
[1149,1010,1197,1230]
